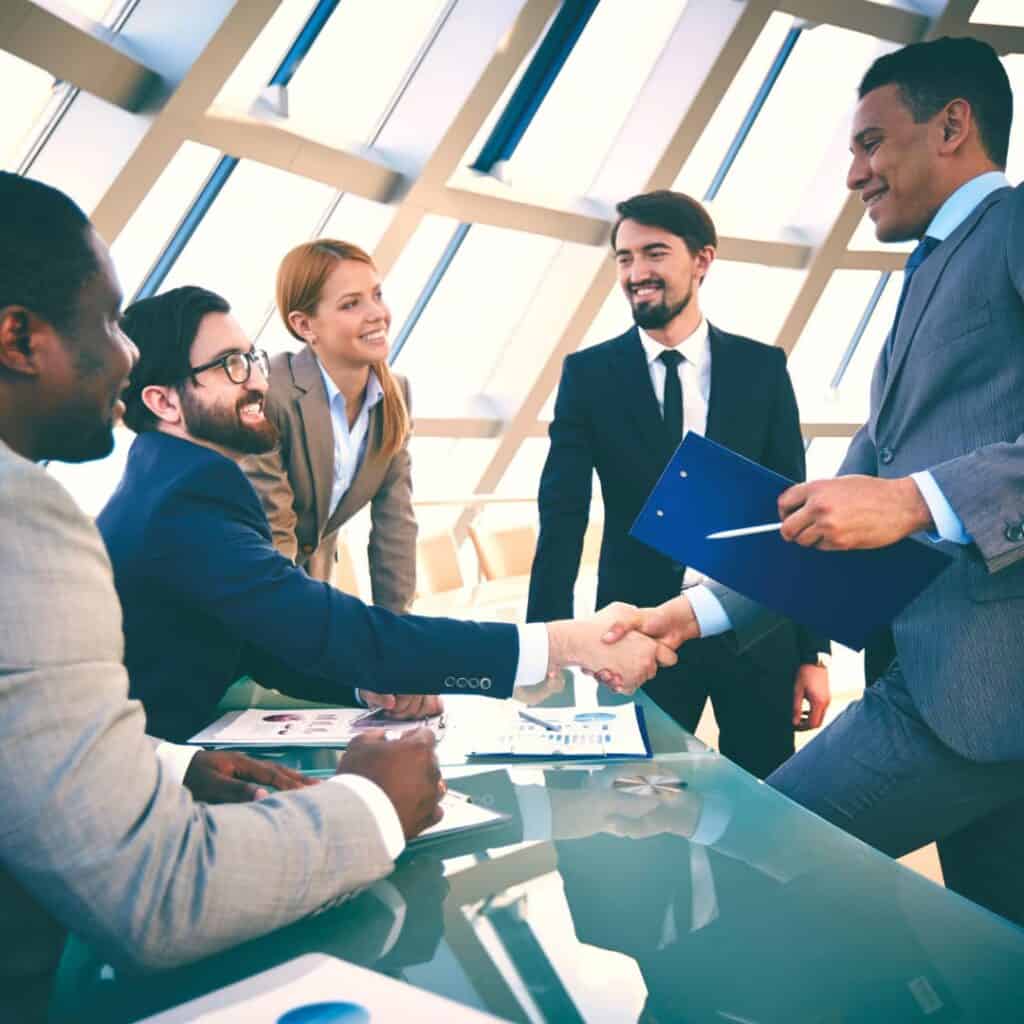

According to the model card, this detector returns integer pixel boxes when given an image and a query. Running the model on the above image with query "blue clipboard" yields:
[629,433,952,651]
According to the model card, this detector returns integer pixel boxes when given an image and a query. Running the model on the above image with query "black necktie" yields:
[659,349,684,451]
[886,235,939,357]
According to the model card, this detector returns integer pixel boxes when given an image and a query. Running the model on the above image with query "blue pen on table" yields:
[518,709,562,732]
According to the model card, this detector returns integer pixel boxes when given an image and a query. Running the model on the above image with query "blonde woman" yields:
[243,240,416,611]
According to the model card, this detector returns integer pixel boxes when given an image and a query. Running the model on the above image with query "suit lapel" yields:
[704,324,743,448]
[608,328,669,467]
[292,347,336,533]
[324,405,385,533]
[877,188,1009,418]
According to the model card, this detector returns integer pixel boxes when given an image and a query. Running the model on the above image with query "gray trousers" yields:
[767,664,1024,927]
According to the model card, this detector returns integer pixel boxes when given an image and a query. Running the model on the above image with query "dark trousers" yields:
[865,626,898,686]
[603,630,797,780]
[768,664,1024,926]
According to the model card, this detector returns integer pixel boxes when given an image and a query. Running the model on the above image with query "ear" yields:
[141,383,185,426]
[0,306,48,376]
[286,310,316,346]
[937,98,971,155]
[694,246,716,286]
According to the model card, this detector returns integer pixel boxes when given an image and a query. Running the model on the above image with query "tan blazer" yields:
[242,347,417,612]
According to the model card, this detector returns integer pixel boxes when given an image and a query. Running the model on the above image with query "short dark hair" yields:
[121,286,230,433]
[611,190,718,253]
[0,172,100,335]
[859,36,1012,168]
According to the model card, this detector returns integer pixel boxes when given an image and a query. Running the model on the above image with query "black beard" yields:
[181,387,279,455]
[630,286,693,331]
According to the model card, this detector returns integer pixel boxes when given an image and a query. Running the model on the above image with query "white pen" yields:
[706,522,783,540]
[518,709,562,732]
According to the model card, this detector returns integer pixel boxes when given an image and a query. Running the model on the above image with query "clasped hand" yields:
[551,596,701,695]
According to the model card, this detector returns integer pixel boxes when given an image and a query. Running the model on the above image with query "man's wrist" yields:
[545,620,574,674]
[897,476,934,534]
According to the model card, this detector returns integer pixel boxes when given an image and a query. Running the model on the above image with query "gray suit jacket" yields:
[242,347,417,612]
[725,183,1024,763]
[839,182,1024,763]
[0,440,396,1020]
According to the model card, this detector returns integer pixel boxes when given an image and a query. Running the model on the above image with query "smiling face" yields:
[297,259,390,368]
[45,230,137,462]
[179,312,277,456]
[847,83,950,243]
[613,219,710,331]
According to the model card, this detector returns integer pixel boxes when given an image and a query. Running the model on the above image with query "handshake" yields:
[546,595,702,695]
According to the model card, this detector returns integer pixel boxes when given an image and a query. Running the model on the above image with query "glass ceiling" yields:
[6,0,1022,517]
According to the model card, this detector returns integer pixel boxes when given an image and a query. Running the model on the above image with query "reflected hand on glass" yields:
[359,691,444,719]
[513,667,568,706]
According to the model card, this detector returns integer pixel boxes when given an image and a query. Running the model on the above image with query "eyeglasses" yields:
[188,348,270,385]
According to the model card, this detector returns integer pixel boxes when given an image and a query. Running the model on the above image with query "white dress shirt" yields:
[637,318,711,439]
[636,320,724,632]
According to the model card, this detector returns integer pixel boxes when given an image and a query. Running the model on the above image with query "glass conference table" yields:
[50,677,1024,1023]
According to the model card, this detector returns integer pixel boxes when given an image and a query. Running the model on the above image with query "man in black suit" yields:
[527,190,828,778]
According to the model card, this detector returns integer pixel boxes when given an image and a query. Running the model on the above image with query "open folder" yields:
[629,433,952,651]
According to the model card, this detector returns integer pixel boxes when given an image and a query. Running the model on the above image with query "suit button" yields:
[456,676,467,688]
[468,677,480,689]
[1005,524,1024,543]
[879,447,894,465]
[480,677,492,690]
[444,676,455,688]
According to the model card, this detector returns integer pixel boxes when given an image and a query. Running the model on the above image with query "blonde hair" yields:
[277,239,409,461]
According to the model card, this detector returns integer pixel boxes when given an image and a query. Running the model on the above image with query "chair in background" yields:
[410,530,480,617]
[467,522,538,611]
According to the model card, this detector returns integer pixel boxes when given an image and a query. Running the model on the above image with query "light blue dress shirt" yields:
[689,171,1010,640]
[317,361,385,518]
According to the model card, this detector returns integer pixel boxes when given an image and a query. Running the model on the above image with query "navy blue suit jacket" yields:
[527,325,822,694]
[98,433,517,742]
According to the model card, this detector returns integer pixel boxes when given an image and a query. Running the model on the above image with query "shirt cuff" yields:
[911,470,972,544]
[513,622,550,688]
[155,741,200,785]
[328,773,406,860]
[686,585,733,638]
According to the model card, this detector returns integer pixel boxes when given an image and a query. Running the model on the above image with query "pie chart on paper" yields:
[278,1003,371,1024]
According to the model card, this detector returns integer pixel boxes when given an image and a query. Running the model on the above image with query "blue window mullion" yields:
[396,0,599,361]
[704,25,802,202]
[132,0,343,302]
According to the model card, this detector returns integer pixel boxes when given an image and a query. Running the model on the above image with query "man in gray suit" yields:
[0,172,446,1022]
[606,37,1024,925]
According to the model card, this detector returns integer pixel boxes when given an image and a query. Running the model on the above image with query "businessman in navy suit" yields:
[528,191,828,778]
[99,288,674,742]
